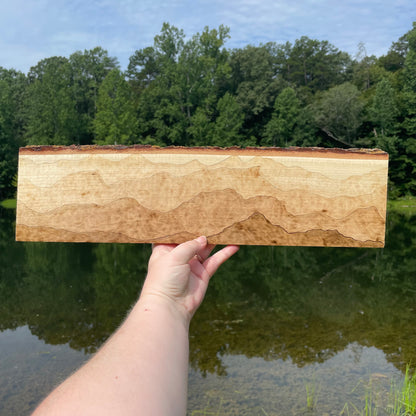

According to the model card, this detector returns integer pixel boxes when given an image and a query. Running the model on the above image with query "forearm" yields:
[122,295,190,415]
[32,295,190,416]
[32,237,238,416]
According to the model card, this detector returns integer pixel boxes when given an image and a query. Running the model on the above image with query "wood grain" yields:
[16,145,389,247]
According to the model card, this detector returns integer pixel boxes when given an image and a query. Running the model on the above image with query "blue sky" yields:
[0,0,414,73]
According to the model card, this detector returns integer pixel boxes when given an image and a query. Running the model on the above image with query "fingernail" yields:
[196,236,207,245]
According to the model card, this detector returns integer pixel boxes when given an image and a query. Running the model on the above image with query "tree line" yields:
[1,22,416,200]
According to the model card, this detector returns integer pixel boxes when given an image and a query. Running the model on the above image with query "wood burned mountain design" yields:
[16,145,389,247]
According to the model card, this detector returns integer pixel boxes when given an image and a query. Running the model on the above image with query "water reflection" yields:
[0,325,88,416]
[1,207,416,414]
[190,210,416,376]
[187,343,399,415]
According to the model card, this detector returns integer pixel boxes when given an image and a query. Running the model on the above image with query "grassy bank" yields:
[1,197,416,213]
[0,199,17,209]
[387,196,416,215]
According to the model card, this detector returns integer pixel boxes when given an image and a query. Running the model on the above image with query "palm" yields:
[146,239,239,318]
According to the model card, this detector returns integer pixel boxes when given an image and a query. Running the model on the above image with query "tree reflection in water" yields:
[1,207,415,413]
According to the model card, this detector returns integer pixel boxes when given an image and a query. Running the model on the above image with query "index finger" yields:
[202,245,239,278]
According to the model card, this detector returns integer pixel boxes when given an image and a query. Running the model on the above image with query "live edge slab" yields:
[16,145,389,247]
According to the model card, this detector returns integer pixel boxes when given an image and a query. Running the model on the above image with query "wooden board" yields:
[16,145,389,247]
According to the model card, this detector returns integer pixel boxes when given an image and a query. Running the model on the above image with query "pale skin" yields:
[32,236,239,416]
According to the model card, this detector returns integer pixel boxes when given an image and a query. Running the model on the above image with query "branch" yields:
[320,127,353,148]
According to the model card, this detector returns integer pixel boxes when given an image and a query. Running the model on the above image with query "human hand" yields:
[139,236,239,323]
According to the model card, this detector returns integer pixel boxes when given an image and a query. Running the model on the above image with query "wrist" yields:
[132,291,192,329]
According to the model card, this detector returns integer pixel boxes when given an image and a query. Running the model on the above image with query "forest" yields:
[1,21,416,201]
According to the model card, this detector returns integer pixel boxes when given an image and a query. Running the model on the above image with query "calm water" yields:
[1,206,416,415]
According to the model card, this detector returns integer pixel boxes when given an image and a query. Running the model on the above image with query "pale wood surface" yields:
[16,145,389,247]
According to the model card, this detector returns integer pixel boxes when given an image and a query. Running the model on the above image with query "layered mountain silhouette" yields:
[17,152,387,246]
[17,187,385,247]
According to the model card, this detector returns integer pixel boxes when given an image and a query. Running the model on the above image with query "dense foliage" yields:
[1,22,416,200]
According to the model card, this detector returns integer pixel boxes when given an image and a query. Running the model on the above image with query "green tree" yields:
[70,47,119,144]
[187,107,214,146]
[402,23,416,138]
[0,68,26,200]
[311,82,364,145]
[128,24,231,146]
[352,42,376,91]
[25,57,79,145]
[127,46,159,94]
[229,44,281,140]
[93,69,137,144]
[378,34,409,72]
[279,37,352,93]
[177,25,231,125]
[369,77,399,136]
[263,87,301,146]
[396,22,416,195]
[24,49,118,147]
[212,92,245,146]
[127,23,185,92]
[352,44,392,96]
[128,24,187,145]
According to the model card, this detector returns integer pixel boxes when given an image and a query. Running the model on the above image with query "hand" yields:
[140,236,239,322]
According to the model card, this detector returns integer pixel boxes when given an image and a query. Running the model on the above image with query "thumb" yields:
[171,236,207,265]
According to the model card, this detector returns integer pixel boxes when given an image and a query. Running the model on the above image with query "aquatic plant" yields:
[340,377,381,416]
[339,365,416,416]
[388,364,416,415]
[305,377,321,411]
[351,387,378,416]
[191,398,223,415]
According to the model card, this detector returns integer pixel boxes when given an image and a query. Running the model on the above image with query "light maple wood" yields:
[16,145,389,247]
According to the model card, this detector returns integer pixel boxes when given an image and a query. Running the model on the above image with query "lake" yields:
[1,206,415,415]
